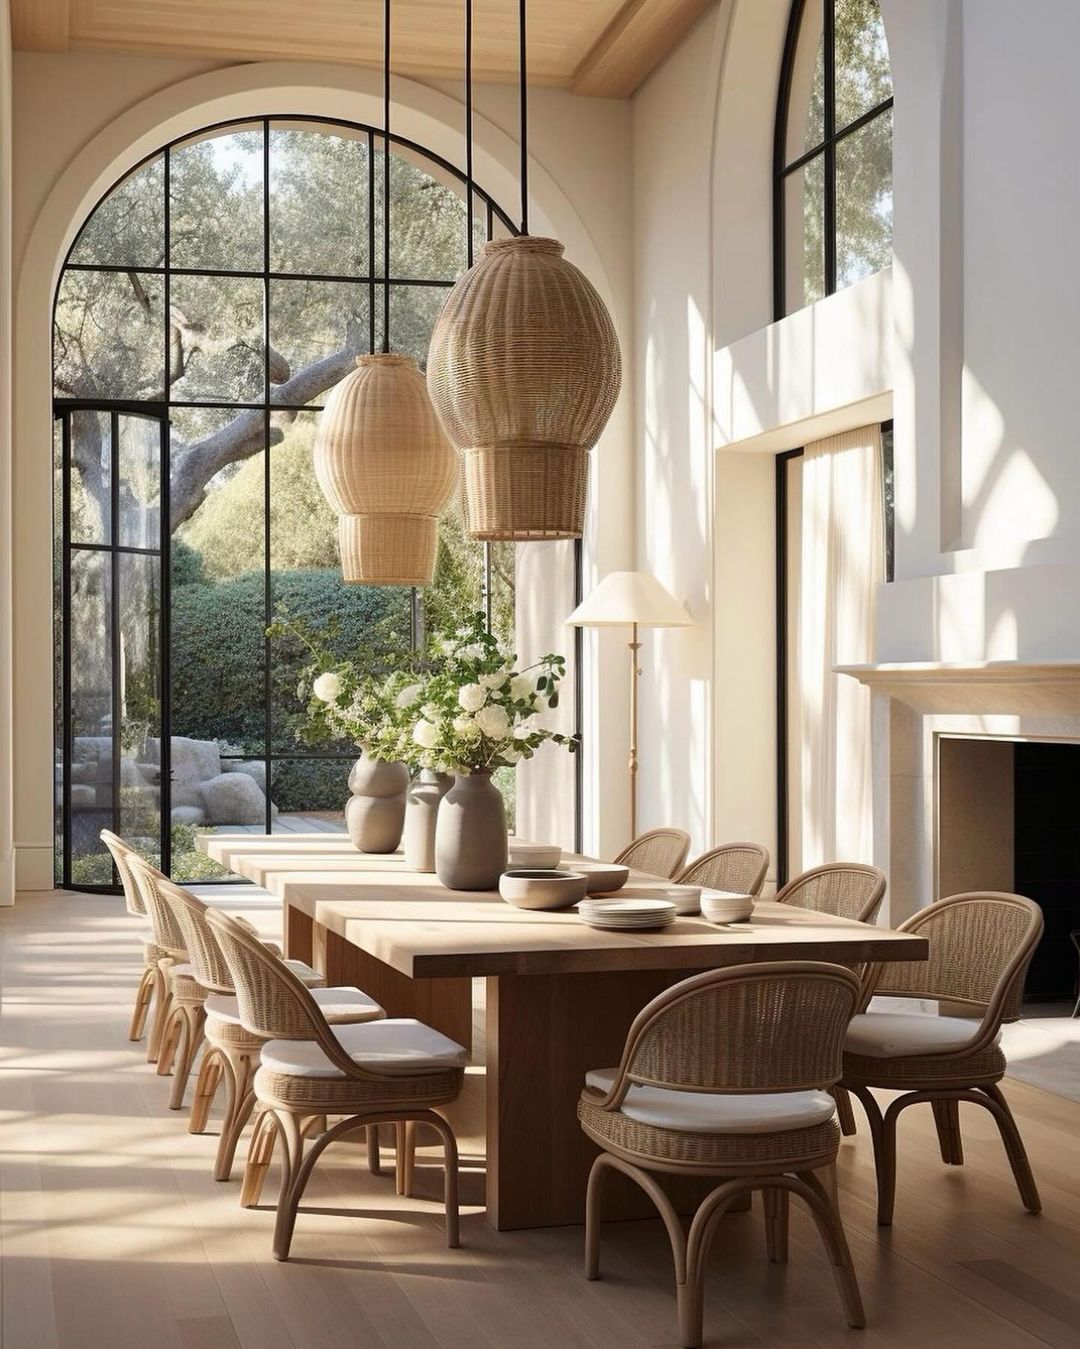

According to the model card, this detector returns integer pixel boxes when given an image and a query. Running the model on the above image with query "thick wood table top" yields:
[200,832,928,980]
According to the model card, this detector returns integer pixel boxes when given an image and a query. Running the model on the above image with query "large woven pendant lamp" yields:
[312,0,456,585]
[426,0,622,542]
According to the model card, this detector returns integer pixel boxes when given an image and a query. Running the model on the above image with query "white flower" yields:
[513,719,534,740]
[458,643,485,661]
[395,682,423,709]
[458,683,486,713]
[452,714,481,739]
[313,671,343,703]
[479,672,508,690]
[475,704,510,740]
[413,719,439,750]
[510,673,536,702]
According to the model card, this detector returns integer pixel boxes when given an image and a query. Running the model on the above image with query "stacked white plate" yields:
[578,897,678,932]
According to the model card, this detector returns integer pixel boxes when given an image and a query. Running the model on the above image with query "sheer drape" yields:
[798,425,883,866]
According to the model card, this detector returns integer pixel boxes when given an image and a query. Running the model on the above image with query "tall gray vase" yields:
[402,769,452,872]
[435,770,508,891]
[345,756,409,853]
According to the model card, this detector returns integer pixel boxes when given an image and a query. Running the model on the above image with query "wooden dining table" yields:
[200,832,929,1231]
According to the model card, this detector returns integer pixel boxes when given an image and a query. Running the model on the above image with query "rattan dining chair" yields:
[579,961,864,1348]
[206,908,467,1260]
[100,830,174,1060]
[842,891,1043,1226]
[614,827,691,880]
[159,876,386,1181]
[677,842,770,896]
[774,862,887,923]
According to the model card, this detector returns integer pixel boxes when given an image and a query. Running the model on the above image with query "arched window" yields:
[773,0,893,318]
[53,117,578,888]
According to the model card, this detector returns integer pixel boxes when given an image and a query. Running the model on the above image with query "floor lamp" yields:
[567,571,693,840]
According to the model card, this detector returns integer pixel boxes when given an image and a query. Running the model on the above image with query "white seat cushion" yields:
[845,1011,997,1058]
[281,958,326,989]
[166,961,195,980]
[260,1019,467,1079]
[205,987,383,1027]
[583,1068,837,1134]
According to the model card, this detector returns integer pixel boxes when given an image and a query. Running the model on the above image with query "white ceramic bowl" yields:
[611,882,700,914]
[560,861,631,894]
[700,891,755,924]
[508,842,563,870]
[499,868,588,911]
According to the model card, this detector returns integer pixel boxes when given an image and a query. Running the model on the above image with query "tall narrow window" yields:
[53,118,580,890]
[774,0,893,319]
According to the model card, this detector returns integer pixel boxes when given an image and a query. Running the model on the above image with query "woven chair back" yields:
[206,908,328,1042]
[99,830,147,917]
[678,843,770,896]
[621,961,860,1095]
[157,879,234,994]
[128,853,187,955]
[775,863,887,924]
[874,892,1043,1023]
[614,828,691,880]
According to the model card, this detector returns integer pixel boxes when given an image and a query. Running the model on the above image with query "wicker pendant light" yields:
[425,0,622,541]
[313,0,455,585]
[314,354,456,585]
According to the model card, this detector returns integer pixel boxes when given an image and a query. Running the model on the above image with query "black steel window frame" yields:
[54,114,585,892]
[772,0,894,321]
[773,419,893,885]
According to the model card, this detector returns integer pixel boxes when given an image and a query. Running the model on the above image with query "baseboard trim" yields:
[15,843,54,893]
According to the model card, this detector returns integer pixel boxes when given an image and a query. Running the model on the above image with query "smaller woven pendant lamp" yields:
[425,0,621,542]
[314,354,457,585]
[313,0,456,586]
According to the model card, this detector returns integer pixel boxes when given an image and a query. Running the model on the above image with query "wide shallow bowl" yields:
[559,861,631,895]
[508,842,563,870]
[700,891,755,924]
[499,868,588,911]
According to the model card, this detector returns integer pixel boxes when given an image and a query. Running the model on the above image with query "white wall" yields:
[0,0,14,904]
[9,50,634,889]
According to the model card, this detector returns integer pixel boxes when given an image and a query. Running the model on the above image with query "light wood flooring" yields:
[3,890,1080,1349]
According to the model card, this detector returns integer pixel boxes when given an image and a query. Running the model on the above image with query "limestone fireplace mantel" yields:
[835,661,1080,716]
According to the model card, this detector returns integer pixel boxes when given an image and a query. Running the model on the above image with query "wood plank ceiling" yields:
[10,0,716,97]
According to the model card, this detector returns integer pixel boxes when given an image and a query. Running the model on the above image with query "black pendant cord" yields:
[465,0,474,267]
[382,0,391,353]
[519,0,528,234]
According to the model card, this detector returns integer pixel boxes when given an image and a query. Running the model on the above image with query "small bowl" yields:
[500,868,588,911]
[701,891,755,924]
[560,861,631,895]
[508,842,563,870]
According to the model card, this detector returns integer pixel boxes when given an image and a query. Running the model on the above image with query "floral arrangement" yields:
[271,609,577,775]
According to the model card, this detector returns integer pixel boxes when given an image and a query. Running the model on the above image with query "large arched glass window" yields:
[773,0,893,318]
[53,117,579,889]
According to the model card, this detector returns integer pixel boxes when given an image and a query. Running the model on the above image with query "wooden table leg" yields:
[486,968,718,1231]
[285,902,314,964]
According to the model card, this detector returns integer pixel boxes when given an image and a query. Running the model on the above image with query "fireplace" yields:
[939,736,1080,1002]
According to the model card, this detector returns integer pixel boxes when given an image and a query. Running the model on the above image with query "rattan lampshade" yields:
[313,353,457,585]
[426,236,621,541]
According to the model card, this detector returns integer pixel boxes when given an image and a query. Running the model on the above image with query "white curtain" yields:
[797,425,883,866]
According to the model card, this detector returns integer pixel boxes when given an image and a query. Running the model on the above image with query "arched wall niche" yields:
[12,61,633,888]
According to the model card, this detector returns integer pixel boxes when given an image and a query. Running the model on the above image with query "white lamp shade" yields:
[566,571,693,629]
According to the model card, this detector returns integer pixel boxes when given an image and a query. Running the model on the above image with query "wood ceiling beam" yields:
[11,0,70,51]
[572,0,716,97]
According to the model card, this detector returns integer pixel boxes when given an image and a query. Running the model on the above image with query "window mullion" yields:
[823,0,837,296]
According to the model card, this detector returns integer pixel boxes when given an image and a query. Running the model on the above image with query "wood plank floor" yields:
[2,891,1080,1349]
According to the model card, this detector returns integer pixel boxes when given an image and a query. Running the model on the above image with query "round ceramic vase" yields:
[345,756,409,853]
[434,770,508,891]
[402,769,453,872]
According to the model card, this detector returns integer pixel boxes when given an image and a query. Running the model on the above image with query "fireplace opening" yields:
[938,737,1080,1005]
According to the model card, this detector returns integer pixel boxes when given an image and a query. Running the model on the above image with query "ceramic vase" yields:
[345,756,409,853]
[402,769,453,872]
[434,770,508,890]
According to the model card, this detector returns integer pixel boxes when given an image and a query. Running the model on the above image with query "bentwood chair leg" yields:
[847,1083,895,1225]
[931,1096,964,1165]
[977,1085,1042,1214]
[272,1112,306,1261]
[241,1110,278,1208]
[148,977,173,1064]
[168,1006,206,1111]
[188,1047,225,1134]
[215,1085,256,1183]
[156,1006,182,1077]
[764,1187,789,1263]
[832,1085,858,1137]
[395,1121,417,1197]
[585,1155,612,1280]
[366,1124,382,1175]
[129,966,156,1042]
[796,1172,866,1329]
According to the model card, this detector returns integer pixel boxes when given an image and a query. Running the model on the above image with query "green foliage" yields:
[69,824,230,886]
